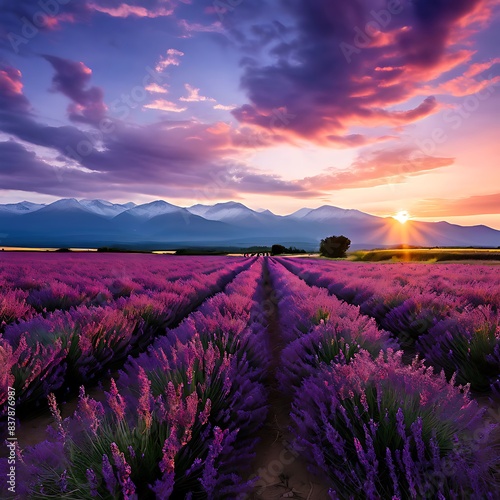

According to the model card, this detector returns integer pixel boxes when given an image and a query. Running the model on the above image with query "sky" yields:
[0,0,499,228]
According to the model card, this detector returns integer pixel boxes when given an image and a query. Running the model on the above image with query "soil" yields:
[245,259,330,499]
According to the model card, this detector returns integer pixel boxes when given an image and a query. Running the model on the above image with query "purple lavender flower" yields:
[289,348,496,498]
[59,469,68,493]
[385,448,401,498]
[411,417,425,464]
[199,398,212,426]
[47,392,67,442]
[105,378,126,422]
[102,454,117,495]
[199,426,227,495]
[137,367,152,430]
[86,468,99,497]
[75,386,104,436]
[396,407,406,441]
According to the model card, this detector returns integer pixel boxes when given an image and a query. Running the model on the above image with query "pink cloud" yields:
[155,49,184,72]
[0,67,24,96]
[214,104,237,111]
[89,2,173,18]
[144,99,187,112]
[301,148,454,191]
[179,84,215,102]
[429,58,500,96]
[413,193,500,217]
[326,134,397,148]
[145,83,169,94]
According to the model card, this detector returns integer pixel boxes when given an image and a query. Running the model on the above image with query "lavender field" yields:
[1,254,499,499]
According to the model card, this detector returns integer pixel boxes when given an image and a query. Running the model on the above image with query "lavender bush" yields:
[268,259,396,390]
[291,350,498,499]
[5,259,269,498]
[1,256,253,415]
[418,305,500,392]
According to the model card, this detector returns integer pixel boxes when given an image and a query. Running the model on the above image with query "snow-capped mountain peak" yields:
[187,204,212,217]
[208,206,253,221]
[79,199,130,217]
[187,202,255,221]
[291,205,374,221]
[0,201,46,214]
[289,207,314,219]
[81,199,114,207]
[42,198,86,211]
[127,200,184,219]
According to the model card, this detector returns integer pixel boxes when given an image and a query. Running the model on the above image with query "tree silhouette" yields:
[319,235,351,258]
[271,244,287,255]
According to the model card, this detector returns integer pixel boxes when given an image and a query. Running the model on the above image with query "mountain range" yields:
[0,199,499,250]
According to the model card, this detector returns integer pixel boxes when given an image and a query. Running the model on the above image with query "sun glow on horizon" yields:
[394,210,410,224]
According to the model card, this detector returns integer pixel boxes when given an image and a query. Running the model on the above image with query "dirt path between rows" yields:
[245,259,330,499]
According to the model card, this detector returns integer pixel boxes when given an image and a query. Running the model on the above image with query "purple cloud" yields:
[0,61,318,199]
[231,0,494,143]
[44,55,107,123]
[0,64,30,113]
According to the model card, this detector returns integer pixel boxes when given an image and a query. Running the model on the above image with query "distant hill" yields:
[0,198,499,250]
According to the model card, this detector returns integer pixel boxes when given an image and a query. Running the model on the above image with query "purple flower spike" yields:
[102,454,117,495]
[137,367,153,430]
[396,407,406,440]
[385,448,401,498]
[59,469,68,493]
[86,468,99,497]
[106,378,126,422]
[199,398,212,426]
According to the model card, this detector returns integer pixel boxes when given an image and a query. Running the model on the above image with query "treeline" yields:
[271,244,307,255]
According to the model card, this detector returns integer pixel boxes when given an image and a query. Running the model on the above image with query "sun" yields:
[394,210,410,224]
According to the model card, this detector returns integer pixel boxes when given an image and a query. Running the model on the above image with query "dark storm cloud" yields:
[231,0,492,142]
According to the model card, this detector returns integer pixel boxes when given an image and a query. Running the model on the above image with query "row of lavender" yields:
[0,255,253,414]
[2,259,271,498]
[0,254,247,327]
[268,259,498,499]
[280,259,500,309]
[278,258,500,393]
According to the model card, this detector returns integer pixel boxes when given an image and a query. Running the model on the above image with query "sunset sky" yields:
[0,0,499,228]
